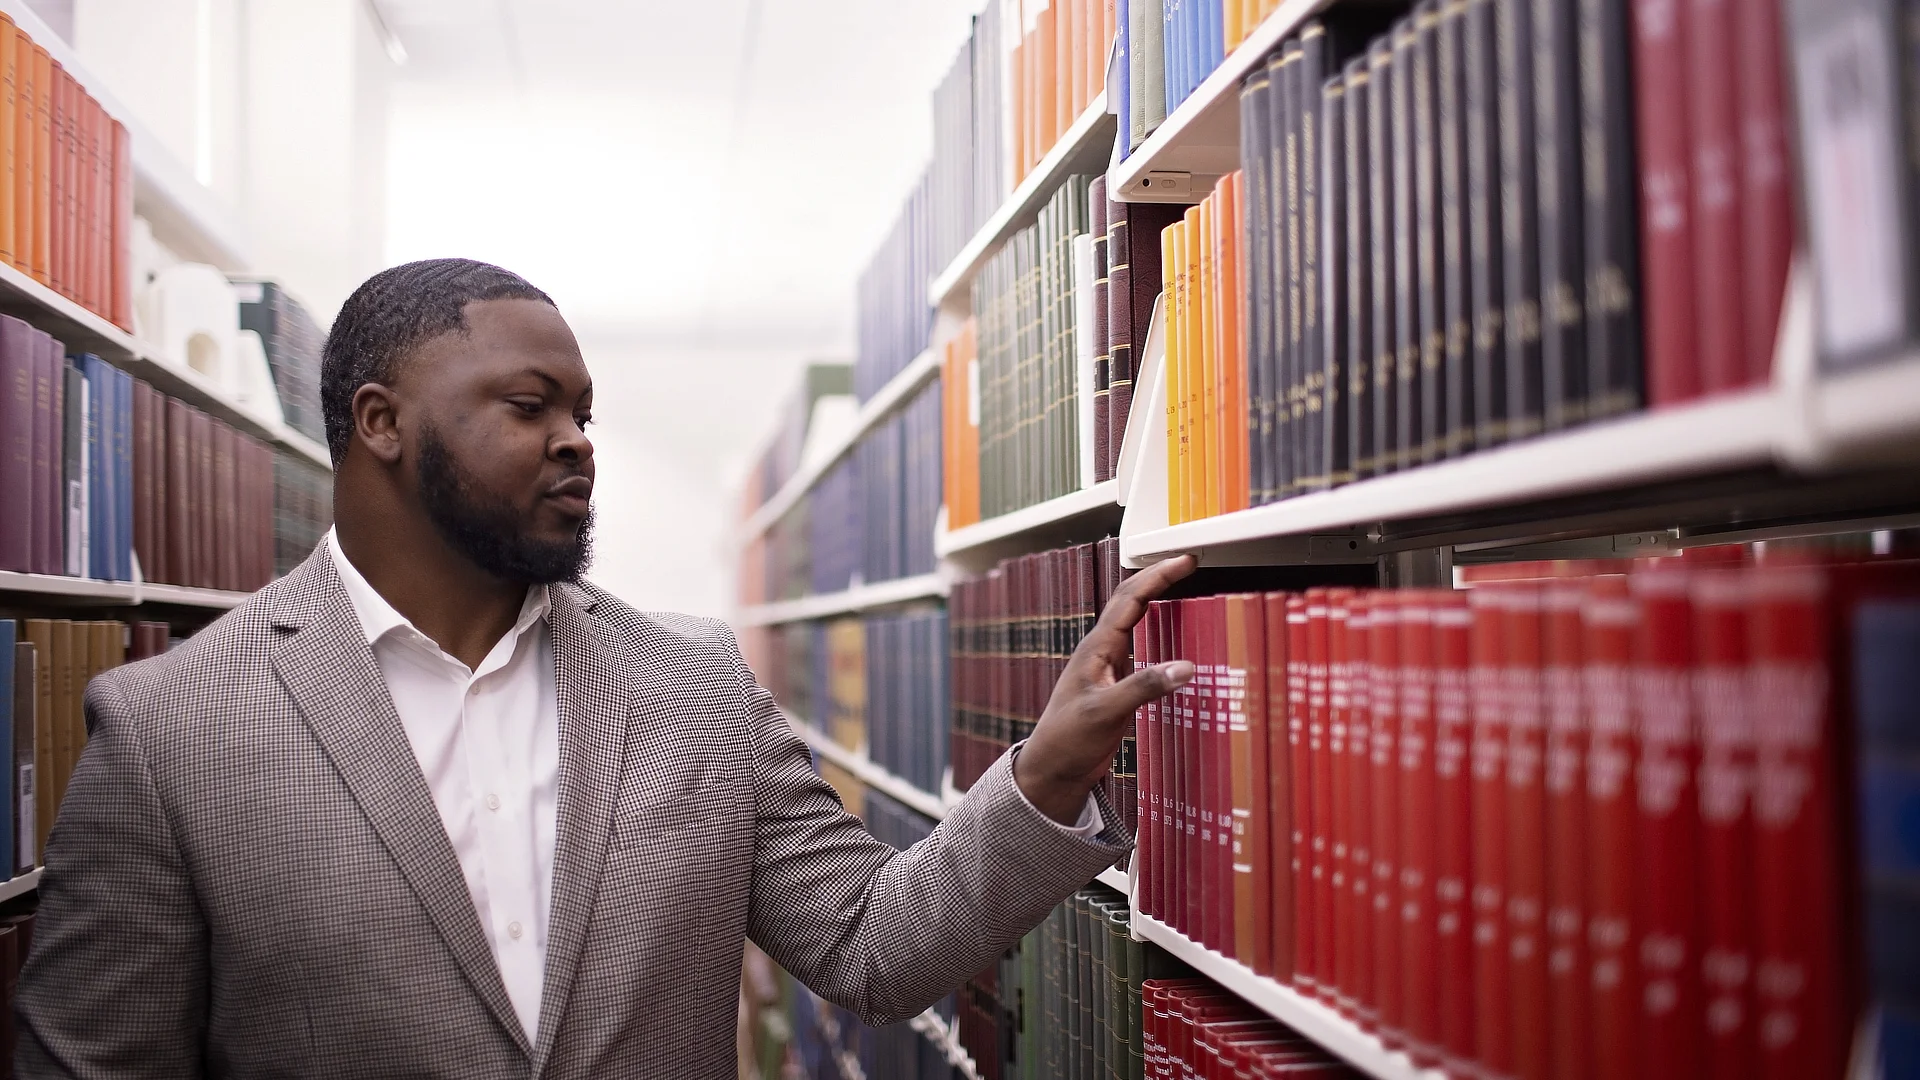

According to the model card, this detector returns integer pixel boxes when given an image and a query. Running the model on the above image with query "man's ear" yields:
[351,383,405,466]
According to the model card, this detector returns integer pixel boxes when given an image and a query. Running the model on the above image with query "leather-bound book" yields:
[215,420,239,592]
[1274,43,1301,501]
[1342,55,1372,487]
[1390,18,1420,473]
[1411,2,1442,467]
[110,120,131,331]
[0,315,30,572]
[1342,594,1375,1024]
[1580,0,1643,422]
[1321,71,1353,491]
[1468,585,1512,1076]
[11,638,32,873]
[1630,0,1696,404]
[1263,591,1294,981]
[0,15,15,265]
[1496,0,1544,437]
[1534,0,1589,432]
[1685,0,1745,396]
[1464,0,1506,450]
[1241,67,1276,504]
[1306,589,1336,1004]
[20,619,50,862]
[1285,593,1314,993]
[1438,1,1474,459]
[164,398,191,587]
[192,408,213,589]
[1367,38,1397,481]
[1503,584,1550,1080]
[28,327,50,575]
[1541,578,1592,1080]
[61,360,82,576]
[45,60,61,296]
[1582,575,1637,1080]
[1226,593,1273,974]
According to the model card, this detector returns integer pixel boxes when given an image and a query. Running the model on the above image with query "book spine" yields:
[1367,39,1397,481]
[1575,0,1643,426]
[0,322,29,573]
[1465,0,1507,449]
[1322,68,1351,490]
[61,362,81,577]
[1438,1,1475,459]
[1210,597,1234,954]
[1369,594,1406,1047]
[1242,72,1274,507]
[1178,598,1200,937]
[1391,18,1420,473]
[1504,584,1550,1080]
[1278,43,1303,500]
[28,333,49,575]
[0,622,13,878]
[1326,594,1355,1013]
[1541,580,1590,1080]
[1194,597,1221,949]
[1222,172,1248,513]
[1426,594,1471,1068]
[1732,0,1788,388]
[1685,0,1745,395]
[1306,590,1336,1005]
[1496,0,1544,440]
[1412,2,1443,467]
[1093,179,1112,484]
[1469,586,1513,1077]
[1265,592,1295,981]
[1535,0,1588,432]
[1689,570,1755,1080]
[1287,594,1314,993]
[1228,596,1273,973]
[82,358,106,580]
[1345,595,1375,1026]
[1630,0,1696,404]
[1299,26,1328,495]
[12,638,33,872]
[1343,57,1373,487]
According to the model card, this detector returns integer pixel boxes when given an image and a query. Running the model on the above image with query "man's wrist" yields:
[1011,742,1096,826]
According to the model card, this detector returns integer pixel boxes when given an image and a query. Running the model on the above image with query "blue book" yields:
[81,355,112,581]
[0,621,15,878]
[1855,598,1920,1080]
[1164,0,1180,115]
[1117,0,1131,159]
[115,368,134,581]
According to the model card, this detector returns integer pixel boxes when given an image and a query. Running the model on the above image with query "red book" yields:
[214,420,238,592]
[1344,595,1375,1026]
[1429,591,1473,1070]
[1210,596,1235,955]
[1746,563,1851,1080]
[1179,597,1201,940]
[1326,591,1355,1014]
[1138,603,1159,918]
[1265,592,1296,981]
[1157,597,1178,925]
[192,408,213,589]
[110,122,131,332]
[1733,0,1790,387]
[164,398,191,587]
[1505,583,1550,1080]
[1306,589,1336,1005]
[1226,594,1273,974]
[1369,593,1405,1048]
[1690,569,1754,1080]
[1630,0,1698,405]
[1541,578,1590,1080]
[1584,575,1640,1080]
[1684,0,1745,394]
[1469,585,1513,1077]
[1629,565,1702,1080]
[1287,594,1315,994]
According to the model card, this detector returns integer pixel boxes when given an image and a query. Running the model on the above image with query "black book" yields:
[1344,54,1374,488]
[1438,0,1474,459]
[1273,43,1302,501]
[1300,25,1329,494]
[1391,17,1420,474]
[1496,0,1544,440]
[1533,0,1586,432]
[1367,36,1398,480]
[1578,0,1642,421]
[1465,0,1508,449]
[1240,68,1276,508]
[1413,1,1444,466]
[1321,69,1349,494]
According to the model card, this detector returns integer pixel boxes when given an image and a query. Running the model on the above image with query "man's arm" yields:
[741,557,1195,1025]
[16,676,208,1079]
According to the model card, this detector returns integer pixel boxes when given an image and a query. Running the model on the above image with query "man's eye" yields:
[510,399,543,414]
[576,414,595,429]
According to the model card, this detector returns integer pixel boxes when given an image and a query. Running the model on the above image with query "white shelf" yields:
[935,480,1123,565]
[1132,911,1446,1080]
[1802,353,1920,467]
[1121,386,1785,566]
[738,572,948,627]
[786,715,949,822]
[1095,865,1130,894]
[909,1009,985,1080]
[929,94,1117,309]
[0,868,39,902]
[0,258,330,470]
[0,570,251,610]
[1108,0,1331,201]
[739,349,941,543]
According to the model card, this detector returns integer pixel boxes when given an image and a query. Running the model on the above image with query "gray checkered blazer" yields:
[16,546,1128,1079]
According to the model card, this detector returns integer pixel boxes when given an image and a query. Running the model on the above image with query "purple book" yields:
[0,316,35,573]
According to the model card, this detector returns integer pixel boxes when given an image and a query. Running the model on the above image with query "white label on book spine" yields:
[1794,10,1906,359]
[967,358,981,428]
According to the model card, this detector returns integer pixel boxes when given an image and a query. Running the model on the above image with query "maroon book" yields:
[1631,0,1699,405]
[1106,200,1187,480]
[1734,0,1791,388]
[45,345,63,576]
[0,316,32,572]
[1685,0,1746,395]
[190,408,213,589]
[164,398,192,587]
[28,332,51,575]
[1090,178,1112,484]
[131,379,152,584]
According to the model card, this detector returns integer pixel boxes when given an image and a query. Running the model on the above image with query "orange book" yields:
[1220,172,1248,513]
[1198,192,1220,521]
[1183,205,1204,523]
[0,16,14,266]
[1163,221,1183,524]
[1225,0,1244,53]
[943,322,982,529]
[90,95,107,316]
[1035,4,1057,167]
[78,89,94,314]
[12,31,30,274]
[31,43,49,286]
[48,60,64,297]
[110,120,131,330]
[1062,0,1083,124]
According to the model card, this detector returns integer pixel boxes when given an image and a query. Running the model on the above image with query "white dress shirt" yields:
[326,529,1104,1043]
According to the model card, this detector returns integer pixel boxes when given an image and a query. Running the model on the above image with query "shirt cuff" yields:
[1013,782,1107,838]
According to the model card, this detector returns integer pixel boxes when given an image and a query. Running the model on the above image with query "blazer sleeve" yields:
[733,640,1129,1026]
[16,675,209,1079]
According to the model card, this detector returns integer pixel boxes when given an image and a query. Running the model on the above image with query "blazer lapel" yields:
[267,551,530,1055]
[530,586,634,1070]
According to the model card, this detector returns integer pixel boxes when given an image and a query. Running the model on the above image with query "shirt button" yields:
[486,793,501,812]
[507,921,523,940]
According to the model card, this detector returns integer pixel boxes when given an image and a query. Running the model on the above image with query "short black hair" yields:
[321,258,555,465]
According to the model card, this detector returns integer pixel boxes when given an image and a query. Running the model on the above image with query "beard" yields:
[415,424,594,585]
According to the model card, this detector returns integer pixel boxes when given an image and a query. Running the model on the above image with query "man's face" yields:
[391,298,596,584]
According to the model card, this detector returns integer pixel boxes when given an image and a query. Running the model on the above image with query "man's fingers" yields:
[1094,555,1197,637]
[1092,660,1194,718]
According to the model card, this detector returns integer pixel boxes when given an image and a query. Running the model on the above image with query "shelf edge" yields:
[736,572,949,627]
[785,715,949,821]
[935,480,1122,559]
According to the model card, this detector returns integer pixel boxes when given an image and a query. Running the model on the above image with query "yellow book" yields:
[1182,205,1203,526]
[1198,194,1220,521]
[1162,222,1182,525]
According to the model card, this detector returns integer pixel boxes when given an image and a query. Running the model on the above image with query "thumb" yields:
[1093,660,1194,719]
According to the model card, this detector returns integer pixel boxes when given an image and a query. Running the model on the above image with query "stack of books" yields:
[1144,977,1365,1077]
[863,609,950,796]
[1129,549,1910,1080]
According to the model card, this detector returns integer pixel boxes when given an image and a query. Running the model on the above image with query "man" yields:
[18,258,1195,1078]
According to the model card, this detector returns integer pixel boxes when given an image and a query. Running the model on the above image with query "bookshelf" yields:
[908,1009,985,1080]
[927,94,1117,310]
[1132,911,1445,1080]
[739,348,940,544]
[934,479,1123,570]
[1108,0,1330,201]
[0,869,40,904]
[738,572,948,628]
[1095,865,1128,894]
[786,714,949,822]
[0,571,251,611]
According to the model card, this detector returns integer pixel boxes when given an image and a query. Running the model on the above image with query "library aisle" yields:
[3,1,1918,1078]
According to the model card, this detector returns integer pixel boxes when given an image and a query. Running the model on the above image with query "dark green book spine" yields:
[1343,56,1373,488]
[1439,0,1475,459]
[1391,18,1419,473]
[1414,1,1443,467]
[1368,38,1397,480]
[1240,70,1274,508]
[1578,0,1641,421]
[1534,0,1587,432]
[1497,0,1544,439]
[1299,24,1328,493]
[1322,67,1352,490]
[1465,0,1507,448]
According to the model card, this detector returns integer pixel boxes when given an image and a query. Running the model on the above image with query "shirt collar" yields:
[325,528,552,649]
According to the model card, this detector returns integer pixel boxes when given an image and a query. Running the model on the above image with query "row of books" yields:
[1129,553,1909,1080]
[272,451,330,579]
[948,537,1136,835]
[930,2,1009,278]
[739,362,853,541]
[233,279,328,447]
[863,609,952,797]
[1116,0,1290,160]
[1006,0,1113,182]
[1144,978,1365,1078]
[0,13,132,332]
[0,910,37,1080]
[0,618,164,878]
[856,180,936,404]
